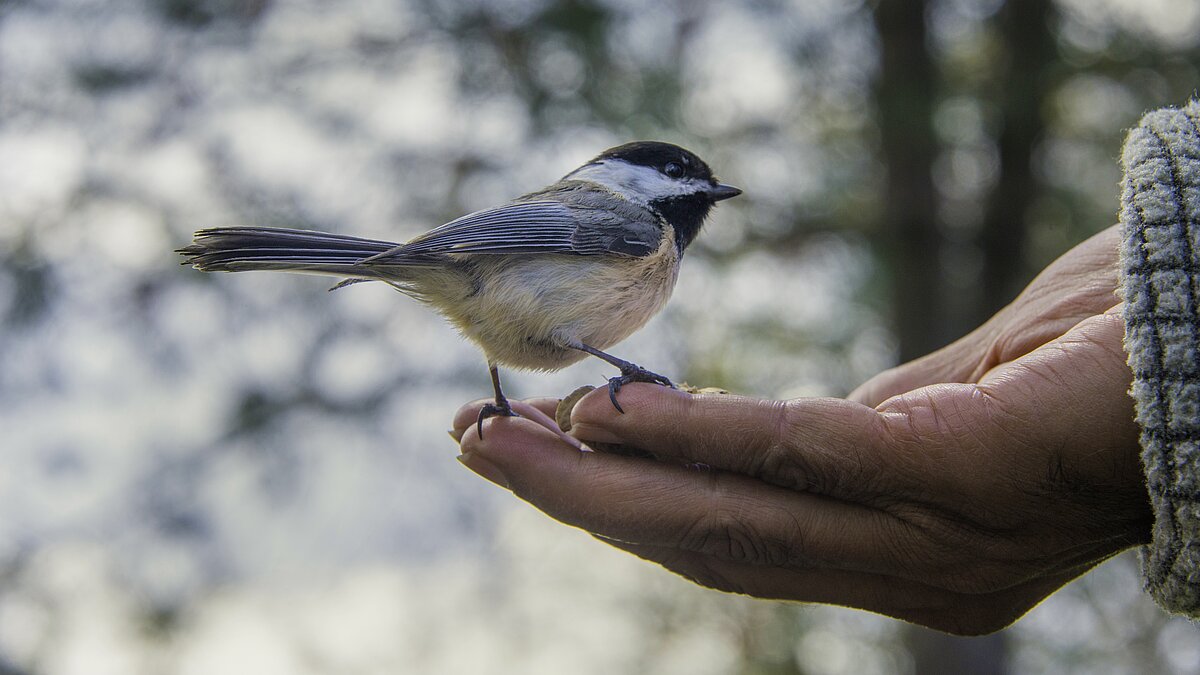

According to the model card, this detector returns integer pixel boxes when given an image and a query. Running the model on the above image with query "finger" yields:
[596,536,1070,636]
[460,419,940,579]
[850,226,1123,408]
[567,384,911,499]
[848,337,987,407]
[451,397,562,440]
[598,534,938,608]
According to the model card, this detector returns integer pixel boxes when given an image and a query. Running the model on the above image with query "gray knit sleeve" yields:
[1119,100,1200,618]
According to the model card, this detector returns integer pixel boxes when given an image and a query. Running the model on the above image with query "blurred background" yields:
[1,0,1198,673]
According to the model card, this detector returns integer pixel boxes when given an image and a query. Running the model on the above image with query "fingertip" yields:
[457,451,510,489]
[845,381,879,407]
[451,396,564,438]
[566,384,719,456]
[452,398,493,435]
[570,383,691,429]
[459,413,580,469]
[457,412,603,494]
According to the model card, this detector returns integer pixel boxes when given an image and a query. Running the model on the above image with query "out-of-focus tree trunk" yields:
[978,0,1057,323]
[874,0,944,362]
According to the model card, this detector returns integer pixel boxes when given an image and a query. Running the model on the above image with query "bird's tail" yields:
[177,227,403,282]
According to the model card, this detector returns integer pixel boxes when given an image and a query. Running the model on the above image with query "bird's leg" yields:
[571,343,674,414]
[476,362,519,438]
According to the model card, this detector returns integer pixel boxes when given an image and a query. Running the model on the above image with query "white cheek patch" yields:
[566,161,708,204]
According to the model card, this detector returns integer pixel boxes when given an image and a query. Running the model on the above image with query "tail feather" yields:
[177,227,403,279]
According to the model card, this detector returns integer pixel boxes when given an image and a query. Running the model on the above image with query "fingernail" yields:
[567,422,624,445]
[457,452,510,489]
[448,428,464,443]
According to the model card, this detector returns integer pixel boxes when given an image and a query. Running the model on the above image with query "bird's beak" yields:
[709,183,743,201]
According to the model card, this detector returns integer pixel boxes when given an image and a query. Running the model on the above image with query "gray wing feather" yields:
[575,211,660,256]
[365,193,662,263]
[401,201,578,255]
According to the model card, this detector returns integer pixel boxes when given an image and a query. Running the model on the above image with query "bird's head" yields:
[565,141,741,252]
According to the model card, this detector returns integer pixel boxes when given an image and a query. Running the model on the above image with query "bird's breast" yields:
[436,233,681,371]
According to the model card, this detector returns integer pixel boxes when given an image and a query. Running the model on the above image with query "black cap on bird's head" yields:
[596,141,714,180]
[582,141,742,252]
[592,141,742,202]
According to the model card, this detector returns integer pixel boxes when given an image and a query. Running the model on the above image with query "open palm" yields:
[453,225,1151,635]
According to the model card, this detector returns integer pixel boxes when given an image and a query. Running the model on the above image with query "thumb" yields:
[849,334,989,407]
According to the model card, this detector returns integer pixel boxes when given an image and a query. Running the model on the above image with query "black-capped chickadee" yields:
[179,141,741,433]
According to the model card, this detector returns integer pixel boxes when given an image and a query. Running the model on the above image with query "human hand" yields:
[451,225,1152,635]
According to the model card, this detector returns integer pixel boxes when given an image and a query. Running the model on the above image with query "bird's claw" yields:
[606,365,674,414]
[476,401,519,439]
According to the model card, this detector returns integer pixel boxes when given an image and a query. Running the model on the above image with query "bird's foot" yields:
[476,400,519,439]
[607,364,674,414]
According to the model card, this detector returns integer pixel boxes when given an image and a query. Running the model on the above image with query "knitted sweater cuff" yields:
[1119,101,1200,618]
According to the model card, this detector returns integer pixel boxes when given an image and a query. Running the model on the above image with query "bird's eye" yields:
[664,162,684,178]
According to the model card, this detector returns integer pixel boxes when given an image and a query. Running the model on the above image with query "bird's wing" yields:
[364,196,664,263]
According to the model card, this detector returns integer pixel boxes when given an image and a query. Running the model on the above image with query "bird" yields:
[178,141,742,435]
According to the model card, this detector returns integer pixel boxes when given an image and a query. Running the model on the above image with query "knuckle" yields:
[758,401,834,494]
[657,550,745,595]
[779,400,889,499]
[880,509,1012,594]
[679,474,796,567]
[877,516,944,574]
[688,565,743,594]
[755,402,799,479]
